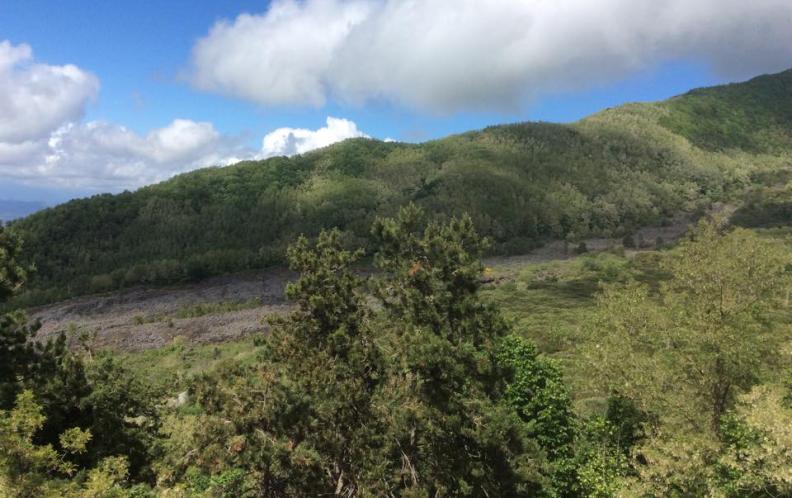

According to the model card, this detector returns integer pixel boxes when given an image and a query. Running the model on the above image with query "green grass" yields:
[173,299,261,319]
[117,336,262,392]
[130,298,261,325]
[481,250,674,404]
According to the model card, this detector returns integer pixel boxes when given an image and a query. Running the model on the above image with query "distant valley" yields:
[0,199,44,223]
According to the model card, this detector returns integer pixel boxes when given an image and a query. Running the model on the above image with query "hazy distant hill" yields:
[9,69,792,305]
[0,200,45,223]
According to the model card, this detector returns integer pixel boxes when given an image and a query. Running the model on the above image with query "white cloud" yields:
[0,41,99,142]
[146,119,223,163]
[191,0,371,106]
[0,114,370,191]
[0,40,373,193]
[189,0,792,113]
[259,116,368,158]
[0,119,250,190]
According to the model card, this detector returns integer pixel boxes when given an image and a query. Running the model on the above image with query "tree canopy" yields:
[8,70,792,308]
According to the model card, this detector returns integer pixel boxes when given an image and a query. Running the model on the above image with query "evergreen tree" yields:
[0,225,159,484]
[184,229,384,496]
[173,207,573,496]
[369,205,551,496]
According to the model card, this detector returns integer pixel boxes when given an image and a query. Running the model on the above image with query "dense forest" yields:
[7,69,792,306]
[1,205,791,496]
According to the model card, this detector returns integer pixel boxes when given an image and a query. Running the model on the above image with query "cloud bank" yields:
[0,118,249,191]
[37,120,249,190]
[1,116,367,191]
[0,40,367,192]
[190,0,792,113]
[191,0,371,106]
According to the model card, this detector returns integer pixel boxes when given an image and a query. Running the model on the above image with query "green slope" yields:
[9,69,792,305]
[659,69,792,152]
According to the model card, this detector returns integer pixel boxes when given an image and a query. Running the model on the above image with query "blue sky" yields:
[1,0,790,204]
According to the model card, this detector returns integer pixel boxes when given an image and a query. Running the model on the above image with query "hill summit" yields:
[10,69,792,305]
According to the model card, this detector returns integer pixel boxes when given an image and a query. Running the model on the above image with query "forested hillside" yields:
[9,69,792,305]
[3,209,790,497]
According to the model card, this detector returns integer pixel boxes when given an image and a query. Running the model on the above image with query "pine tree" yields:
[187,229,384,496]
[369,205,551,496]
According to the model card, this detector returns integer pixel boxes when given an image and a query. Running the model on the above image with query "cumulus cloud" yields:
[191,0,371,106]
[0,115,369,191]
[0,119,250,190]
[0,40,371,192]
[0,41,99,142]
[189,0,792,112]
[259,116,368,158]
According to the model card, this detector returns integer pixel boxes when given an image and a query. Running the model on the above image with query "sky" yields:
[1,0,791,205]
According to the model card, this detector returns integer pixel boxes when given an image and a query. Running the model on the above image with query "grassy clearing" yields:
[484,251,669,350]
[117,335,261,391]
[481,250,674,409]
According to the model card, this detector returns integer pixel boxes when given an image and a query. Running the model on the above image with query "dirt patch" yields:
[484,214,693,269]
[32,267,294,352]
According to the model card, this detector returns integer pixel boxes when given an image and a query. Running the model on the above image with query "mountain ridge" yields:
[9,68,792,306]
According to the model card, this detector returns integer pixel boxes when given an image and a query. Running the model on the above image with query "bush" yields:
[622,233,636,249]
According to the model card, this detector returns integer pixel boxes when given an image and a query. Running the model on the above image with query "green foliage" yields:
[78,356,162,480]
[0,226,26,301]
[0,227,161,490]
[0,390,73,495]
[0,390,142,498]
[582,220,792,496]
[95,220,787,497]
[160,228,384,496]
[173,299,259,319]
[659,69,792,152]
[588,219,791,434]
[152,208,591,496]
[663,219,791,430]
[368,207,551,496]
[603,395,650,456]
[2,339,161,482]
[715,385,792,497]
[6,214,780,495]
[11,70,792,306]
[497,335,574,459]
[566,416,630,498]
